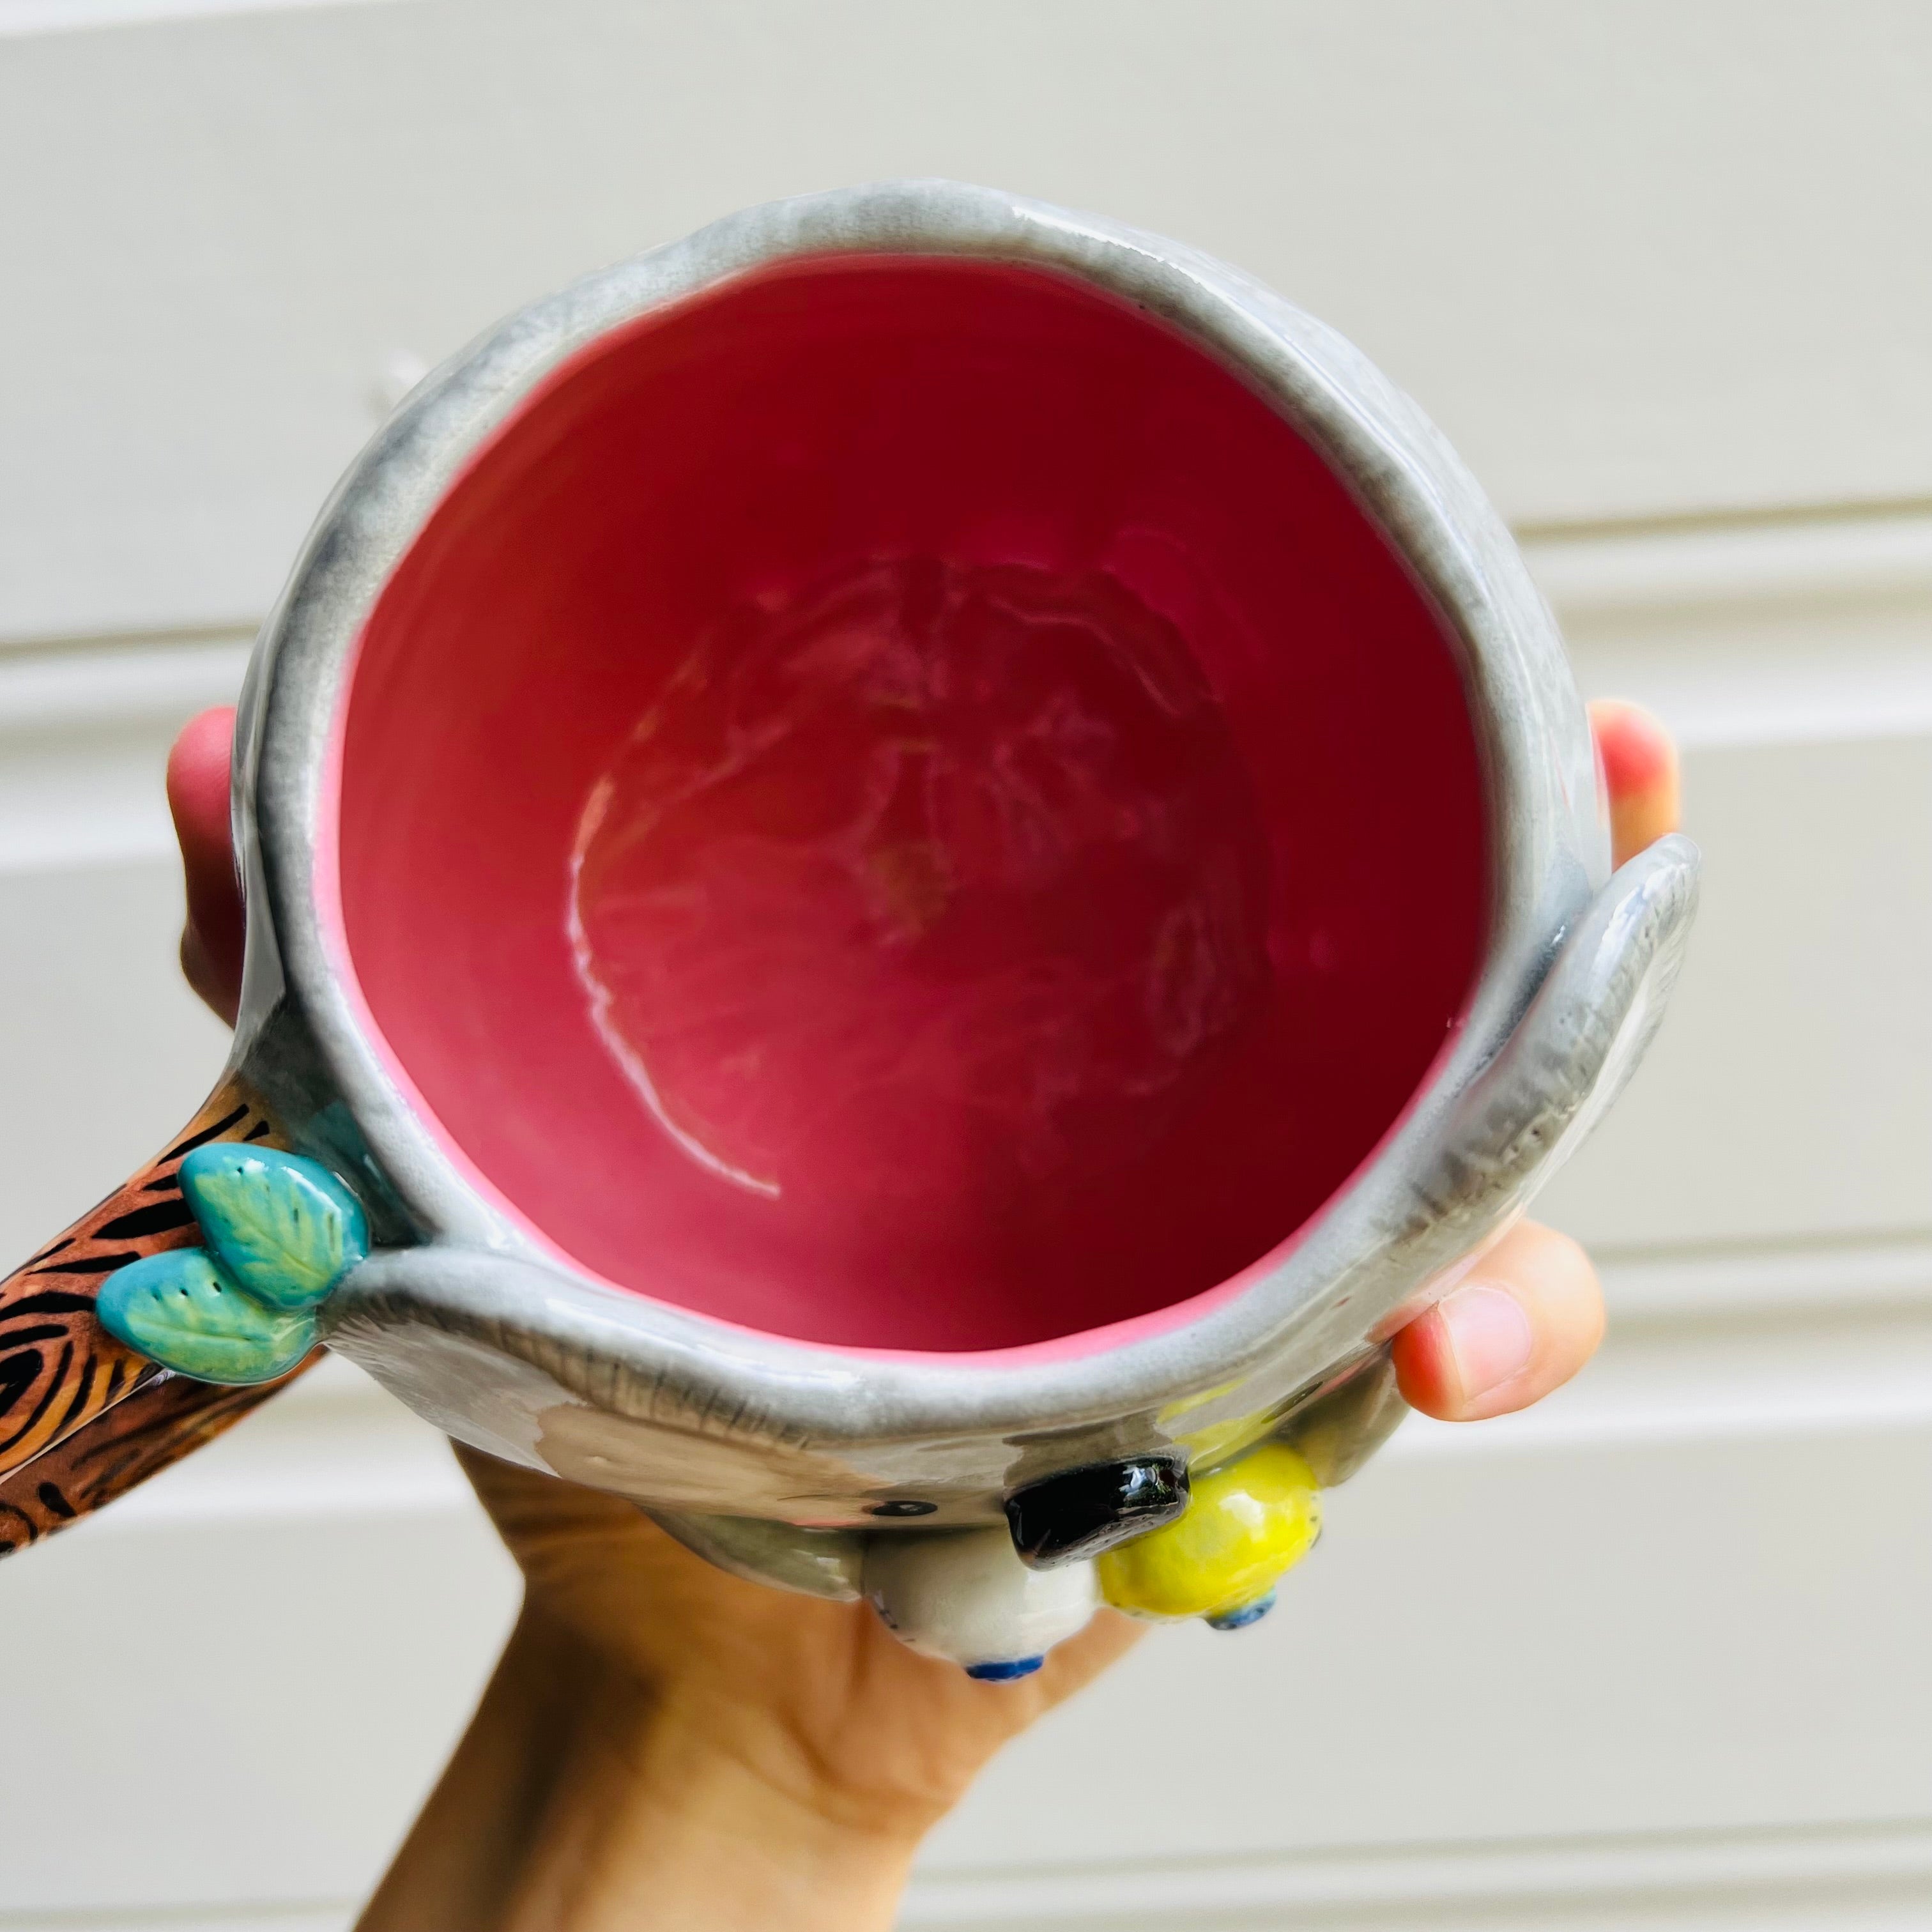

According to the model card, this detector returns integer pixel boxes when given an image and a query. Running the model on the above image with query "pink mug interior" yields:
[330,256,1487,1354]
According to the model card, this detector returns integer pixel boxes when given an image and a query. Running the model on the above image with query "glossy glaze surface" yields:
[1096,1441,1322,1621]
[862,1524,1098,1669]
[1004,1452,1188,1567]
[252,182,1690,1544]
[96,1146,367,1385]
[337,256,1486,1351]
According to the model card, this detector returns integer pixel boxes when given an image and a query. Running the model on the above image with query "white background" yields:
[1,4,1929,1927]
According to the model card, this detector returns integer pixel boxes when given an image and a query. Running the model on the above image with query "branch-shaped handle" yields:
[0,1074,316,1556]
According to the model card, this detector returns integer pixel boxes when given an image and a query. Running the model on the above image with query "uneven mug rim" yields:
[237,179,1604,1443]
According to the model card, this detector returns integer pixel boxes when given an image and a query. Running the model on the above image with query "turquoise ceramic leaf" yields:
[178,1145,370,1310]
[97,1248,316,1385]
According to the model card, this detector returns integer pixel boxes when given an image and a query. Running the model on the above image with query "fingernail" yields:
[1591,699,1675,795]
[1436,1281,1536,1402]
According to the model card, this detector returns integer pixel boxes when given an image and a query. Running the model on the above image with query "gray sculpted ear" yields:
[1438,833,1701,1209]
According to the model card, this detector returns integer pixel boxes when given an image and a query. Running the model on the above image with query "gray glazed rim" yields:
[238,178,1606,1444]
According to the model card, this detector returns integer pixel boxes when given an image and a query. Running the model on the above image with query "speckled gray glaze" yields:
[224,182,1698,1578]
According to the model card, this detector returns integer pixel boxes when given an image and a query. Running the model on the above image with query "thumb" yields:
[167,705,243,1026]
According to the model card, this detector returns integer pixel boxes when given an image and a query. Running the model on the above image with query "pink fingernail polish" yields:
[1438,1281,1535,1400]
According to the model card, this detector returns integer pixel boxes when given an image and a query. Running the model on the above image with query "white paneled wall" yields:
[1,6,1928,1929]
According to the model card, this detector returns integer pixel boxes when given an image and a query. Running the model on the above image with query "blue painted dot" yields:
[1206,1590,1277,1632]
[965,1656,1045,1682]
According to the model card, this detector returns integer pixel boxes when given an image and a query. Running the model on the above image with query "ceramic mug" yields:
[0,182,1697,1676]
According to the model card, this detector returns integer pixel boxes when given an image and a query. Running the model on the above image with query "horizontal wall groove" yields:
[904,1816,1932,1926]
[1594,1230,1932,1321]
[1522,513,1932,619]
[1514,493,1932,548]
[0,619,258,660]
[0,0,396,41]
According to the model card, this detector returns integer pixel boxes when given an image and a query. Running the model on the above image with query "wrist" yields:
[605,1710,924,1932]
[498,1614,926,1932]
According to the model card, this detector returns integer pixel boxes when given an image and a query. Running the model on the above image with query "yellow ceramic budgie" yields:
[1096,1442,1322,1629]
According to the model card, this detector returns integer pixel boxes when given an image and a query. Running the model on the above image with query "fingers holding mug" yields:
[1390,1221,1606,1423]
[167,705,243,1025]
[1383,698,1682,1423]
[1590,697,1680,866]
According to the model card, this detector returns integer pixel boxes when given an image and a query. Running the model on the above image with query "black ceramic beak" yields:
[1005,1455,1190,1568]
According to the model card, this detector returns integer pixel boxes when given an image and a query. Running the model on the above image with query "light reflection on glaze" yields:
[570,771,781,1199]
[567,555,1271,1226]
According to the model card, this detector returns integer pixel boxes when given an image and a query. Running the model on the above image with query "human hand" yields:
[165,696,1680,1931]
